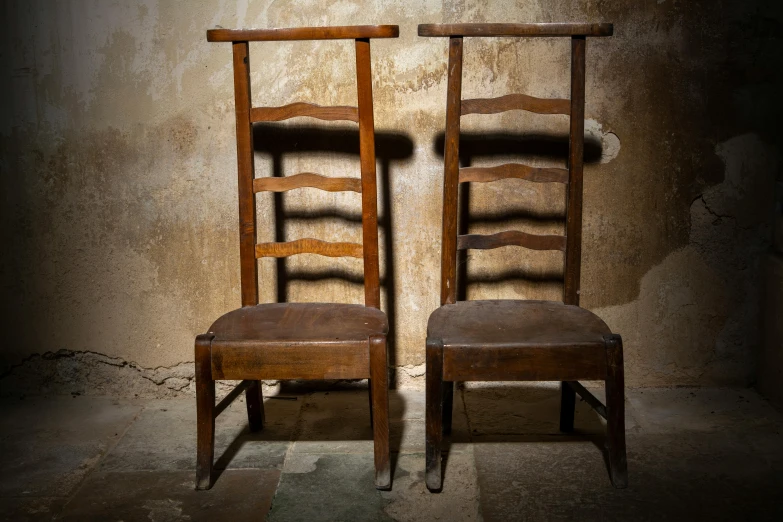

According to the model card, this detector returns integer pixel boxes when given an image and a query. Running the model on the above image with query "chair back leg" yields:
[245,380,265,432]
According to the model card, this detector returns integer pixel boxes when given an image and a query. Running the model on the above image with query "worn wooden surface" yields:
[457,230,566,252]
[208,25,400,42]
[356,37,382,310]
[418,23,613,38]
[461,93,570,116]
[440,36,463,306]
[424,28,625,491]
[564,36,587,307]
[202,26,397,490]
[254,239,363,259]
[459,163,569,184]
[250,103,358,123]
[253,173,362,193]
[231,42,258,308]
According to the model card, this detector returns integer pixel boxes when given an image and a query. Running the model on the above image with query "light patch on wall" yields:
[585,119,621,164]
[595,133,777,386]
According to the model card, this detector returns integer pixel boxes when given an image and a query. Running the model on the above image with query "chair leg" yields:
[560,381,576,432]
[368,378,374,430]
[442,381,454,436]
[369,335,391,490]
[425,338,444,492]
[604,334,628,489]
[245,380,265,432]
[195,334,215,490]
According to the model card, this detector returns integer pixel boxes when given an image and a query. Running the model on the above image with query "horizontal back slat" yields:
[418,23,612,38]
[457,231,566,252]
[253,173,362,193]
[460,163,569,184]
[255,239,363,258]
[251,103,358,123]
[208,25,400,42]
[462,94,569,116]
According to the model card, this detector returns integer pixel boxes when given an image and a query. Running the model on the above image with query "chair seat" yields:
[209,302,388,343]
[428,300,611,348]
[428,300,612,381]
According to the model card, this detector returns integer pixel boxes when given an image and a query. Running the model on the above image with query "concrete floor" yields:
[1,385,782,521]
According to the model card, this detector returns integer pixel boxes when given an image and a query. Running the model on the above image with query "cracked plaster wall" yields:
[1,1,781,395]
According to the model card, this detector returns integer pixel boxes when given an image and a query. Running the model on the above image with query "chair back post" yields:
[564,36,586,306]
[231,41,259,307]
[440,36,464,306]
[355,37,382,309]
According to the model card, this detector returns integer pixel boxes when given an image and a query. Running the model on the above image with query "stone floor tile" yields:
[381,451,482,522]
[100,395,300,472]
[268,453,391,521]
[462,384,609,438]
[56,469,279,521]
[474,431,783,521]
[627,387,783,434]
[0,497,65,521]
[0,396,141,498]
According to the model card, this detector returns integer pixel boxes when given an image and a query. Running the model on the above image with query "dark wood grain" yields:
[254,239,363,258]
[212,343,371,380]
[208,25,400,42]
[232,42,258,307]
[245,380,265,432]
[459,163,569,184]
[424,26,624,491]
[369,335,390,489]
[250,103,359,123]
[253,173,362,193]
[564,36,586,306]
[195,333,215,490]
[566,380,607,419]
[441,36,463,306]
[418,23,613,38]
[356,38,382,310]
[425,338,444,492]
[457,230,566,252]
[203,28,395,489]
[462,93,570,116]
[443,345,606,381]
[605,334,628,488]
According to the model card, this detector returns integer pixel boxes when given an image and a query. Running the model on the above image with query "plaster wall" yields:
[1,0,780,393]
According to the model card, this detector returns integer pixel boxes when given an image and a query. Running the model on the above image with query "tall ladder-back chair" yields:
[199,25,399,490]
[418,23,626,491]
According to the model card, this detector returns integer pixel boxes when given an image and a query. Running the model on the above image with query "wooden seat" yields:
[199,25,398,491]
[429,300,609,348]
[419,22,627,492]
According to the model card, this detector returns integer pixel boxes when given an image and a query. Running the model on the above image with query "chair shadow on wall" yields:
[432,131,613,477]
[211,123,414,479]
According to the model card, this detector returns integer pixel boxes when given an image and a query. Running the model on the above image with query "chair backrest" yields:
[418,23,613,307]
[207,25,400,309]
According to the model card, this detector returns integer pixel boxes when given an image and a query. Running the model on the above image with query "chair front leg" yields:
[604,333,628,488]
[369,335,391,490]
[245,380,265,432]
[195,333,216,490]
[426,338,444,491]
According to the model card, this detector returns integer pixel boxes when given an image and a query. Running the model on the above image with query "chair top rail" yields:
[418,23,612,38]
[207,25,399,42]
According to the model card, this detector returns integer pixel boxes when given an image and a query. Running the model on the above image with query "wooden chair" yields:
[199,25,399,491]
[418,23,627,491]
